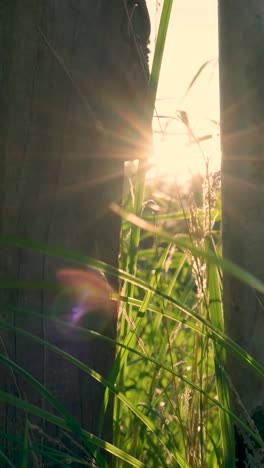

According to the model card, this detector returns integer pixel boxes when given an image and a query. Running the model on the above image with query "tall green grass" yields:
[1,228,264,466]
[1,1,264,467]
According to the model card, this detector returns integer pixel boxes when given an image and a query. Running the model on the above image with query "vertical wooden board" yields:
[219,1,264,463]
[0,0,150,463]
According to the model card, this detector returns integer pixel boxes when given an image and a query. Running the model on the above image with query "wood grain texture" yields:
[219,1,264,463]
[0,1,150,463]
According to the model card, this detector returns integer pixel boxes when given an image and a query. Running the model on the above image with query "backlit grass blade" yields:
[1,314,262,448]
[148,0,173,110]
[0,319,190,468]
[0,249,264,384]
[116,242,175,462]
[1,231,264,301]
[1,236,264,376]
[110,205,264,295]
[115,242,173,380]
[184,60,213,97]
[207,237,235,467]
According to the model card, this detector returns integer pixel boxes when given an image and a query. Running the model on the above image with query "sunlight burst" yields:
[151,112,220,184]
[152,133,205,183]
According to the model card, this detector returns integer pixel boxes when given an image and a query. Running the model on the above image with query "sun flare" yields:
[152,133,204,181]
[147,0,220,184]
[150,106,220,184]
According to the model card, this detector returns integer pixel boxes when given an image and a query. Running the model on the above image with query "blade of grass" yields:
[115,242,173,383]
[2,231,264,297]
[0,355,91,448]
[114,159,147,453]
[0,450,16,468]
[0,431,94,466]
[20,417,29,468]
[110,205,264,296]
[3,318,190,468]
[1,312,263,447]
[0,322,190,468]
[148,0,173,110]
[1,236,264,377]
[0,390,145,468]
[184,60,213,97]
[207,236,235,467]
[1,231,263,312]
[117,242,177,461]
